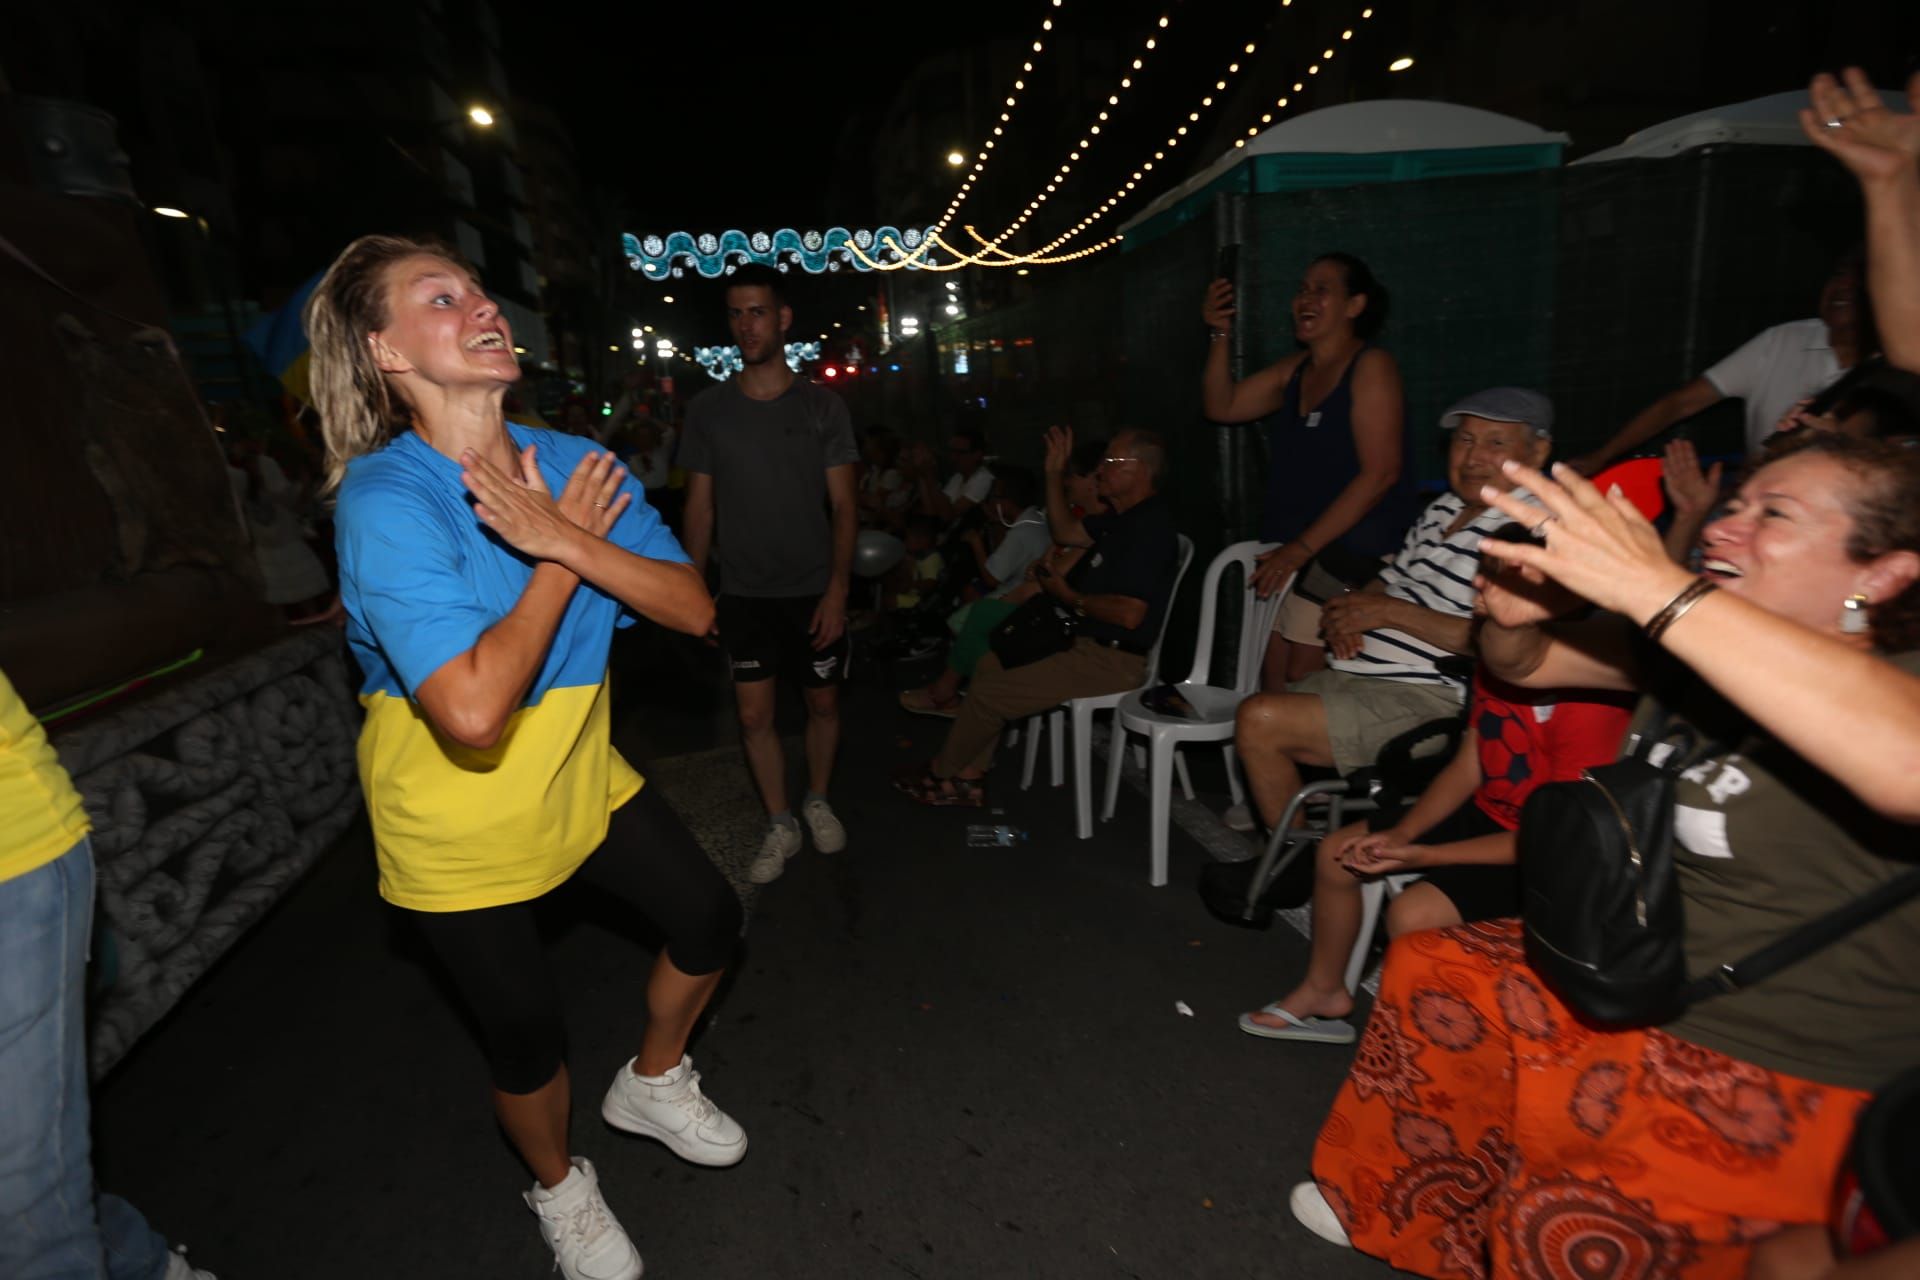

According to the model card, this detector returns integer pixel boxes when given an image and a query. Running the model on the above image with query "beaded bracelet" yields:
[1643,577,1719,643]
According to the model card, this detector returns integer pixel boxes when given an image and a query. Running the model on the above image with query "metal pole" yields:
[1217,192,1251,542]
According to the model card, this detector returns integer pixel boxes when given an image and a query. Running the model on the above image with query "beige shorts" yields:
[1286,667,1464,775]
[1273,559,1364,644]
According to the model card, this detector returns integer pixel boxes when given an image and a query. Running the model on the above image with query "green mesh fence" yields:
[861,143,1862,685]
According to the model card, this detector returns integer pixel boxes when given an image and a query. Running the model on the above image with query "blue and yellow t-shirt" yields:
[0,668,90,885]
[336,424,689,912]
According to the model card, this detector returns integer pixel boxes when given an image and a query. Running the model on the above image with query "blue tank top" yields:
[1258,344,1408,558]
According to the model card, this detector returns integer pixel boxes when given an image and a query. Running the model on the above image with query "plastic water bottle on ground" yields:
[966,824,1029,848]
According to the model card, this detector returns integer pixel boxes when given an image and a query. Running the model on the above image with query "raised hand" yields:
[1043,424,1074,475]
[1802,69,1920,185]
[462,445,582,564]
[1660,439,1724,521]
[1202,278,1237,332]
[1476,459,1696,627]
[1473,560,1583,630]
[554,449,633,539]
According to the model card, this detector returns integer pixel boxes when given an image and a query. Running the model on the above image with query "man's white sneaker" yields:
[801,798,847,853]
[1289,1180,1351,1248]
[163,1248,217,1280]
[524,1158,644,1280]
[746,820,802,884]
[602,1054,748,1167]
[1222,802,1257,833]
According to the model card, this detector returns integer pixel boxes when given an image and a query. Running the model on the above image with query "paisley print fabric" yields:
[1311,920,1868,1278]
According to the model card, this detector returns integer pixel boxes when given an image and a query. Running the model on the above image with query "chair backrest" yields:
[1183,540,1295,692]
[1140,534,1197,684]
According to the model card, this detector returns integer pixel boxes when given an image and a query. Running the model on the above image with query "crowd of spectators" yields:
[876,70,1920,1280]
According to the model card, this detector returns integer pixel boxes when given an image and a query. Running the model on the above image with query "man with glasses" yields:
[896,427,1179,806]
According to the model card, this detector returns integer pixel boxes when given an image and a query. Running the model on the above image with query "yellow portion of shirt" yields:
[358,678,641,912]
[0,671,91,883]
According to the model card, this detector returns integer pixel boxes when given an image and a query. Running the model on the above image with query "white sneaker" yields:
[601,1054,748,1167]
[801,797,847,853]
[164,1248,217,1280]
[1223,803,1257,833]
[524,1158,644,1280]
[1289,1180,1351,1248]
[746,821,802,884]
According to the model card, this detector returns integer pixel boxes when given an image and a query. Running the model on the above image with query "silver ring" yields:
[1824,117,1846,129]
[593,502,608,508]
[1532,513,1558,540]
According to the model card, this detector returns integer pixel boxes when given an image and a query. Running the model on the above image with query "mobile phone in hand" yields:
[1215,243,1239,283]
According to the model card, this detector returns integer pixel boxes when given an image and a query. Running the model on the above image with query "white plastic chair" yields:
[1104,541,1289,886]
[1015,535,1196,839]
[1345,874,1424,992]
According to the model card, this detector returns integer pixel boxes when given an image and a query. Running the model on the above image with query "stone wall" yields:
[51,627,363,1077]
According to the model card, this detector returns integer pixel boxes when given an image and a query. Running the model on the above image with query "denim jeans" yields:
[0,838,171,1280]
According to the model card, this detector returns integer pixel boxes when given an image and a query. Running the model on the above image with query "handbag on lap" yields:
[987,597,1076,670]
[1518,722,1920,1028]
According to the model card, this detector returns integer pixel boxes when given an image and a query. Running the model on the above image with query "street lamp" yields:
[946,150,966,167]
[153,206,190,219]
[467,105,497,128]
[1388,57,1415,71]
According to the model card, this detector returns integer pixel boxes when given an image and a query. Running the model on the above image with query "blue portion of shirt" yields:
[335,423,689,702]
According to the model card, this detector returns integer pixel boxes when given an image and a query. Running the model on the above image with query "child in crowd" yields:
[1239,662,1632,1043]
[885,516,945,611]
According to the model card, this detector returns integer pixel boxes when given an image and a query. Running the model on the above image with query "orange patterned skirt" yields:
[1311,920,1868,1279]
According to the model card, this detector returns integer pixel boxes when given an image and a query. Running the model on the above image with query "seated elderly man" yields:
[1235,388,1552,832]
[897,426,1179,806]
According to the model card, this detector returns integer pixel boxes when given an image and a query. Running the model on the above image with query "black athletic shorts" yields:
[1408,801,1522,924]
[716,592,850,687]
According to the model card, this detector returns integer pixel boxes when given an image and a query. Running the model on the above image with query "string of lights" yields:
[843,227,1125,273]
[1020,35,1260,258]
[984,13,1175,247]
[623,5,1383,281]
[1230,4,1378,151]
[932,0,1066,239]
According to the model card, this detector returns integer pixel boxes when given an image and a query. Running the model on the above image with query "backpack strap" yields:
[1678,866,1920,1006]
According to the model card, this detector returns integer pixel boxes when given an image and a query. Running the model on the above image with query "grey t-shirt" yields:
[678,378,859,597]
[1640,649,1920,1092]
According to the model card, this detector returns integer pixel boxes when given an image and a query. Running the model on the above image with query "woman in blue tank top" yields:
[1202,253,1408,691]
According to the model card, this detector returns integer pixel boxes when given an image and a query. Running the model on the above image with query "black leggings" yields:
[407,783,742,1094]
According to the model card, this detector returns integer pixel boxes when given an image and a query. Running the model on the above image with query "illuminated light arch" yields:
[623,227,936,278]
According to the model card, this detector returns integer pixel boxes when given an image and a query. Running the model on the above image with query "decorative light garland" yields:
[933,0,1067,238]
[691,341,821,381]
[1232,5,1377,151]
[843,228,1126,272]
[623,227,936,278]
[1028,37,1261,257]
[984,13,1174,247]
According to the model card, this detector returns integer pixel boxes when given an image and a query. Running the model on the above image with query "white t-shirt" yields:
[1702,318,1845,456]
[942,466,995,506]
[863,466,910,511]
[984,508,1052,599]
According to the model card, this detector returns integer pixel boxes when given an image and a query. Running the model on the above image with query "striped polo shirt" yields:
[1329,489,1533,688]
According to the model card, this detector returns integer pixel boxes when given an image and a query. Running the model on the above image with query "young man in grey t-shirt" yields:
[681,266,860,884]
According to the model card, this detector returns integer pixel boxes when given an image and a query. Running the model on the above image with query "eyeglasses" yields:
[1101,456,1140,466]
